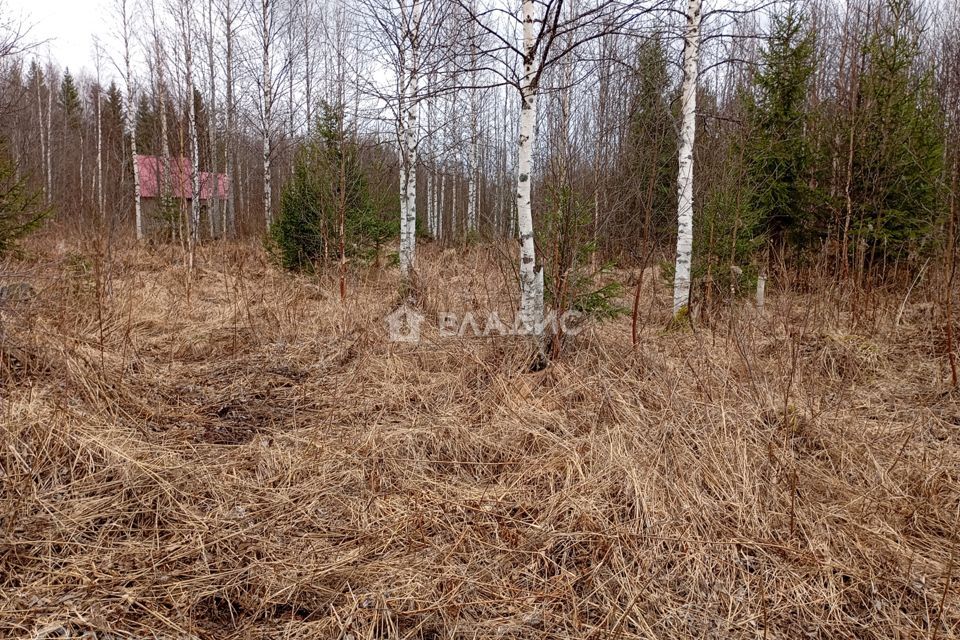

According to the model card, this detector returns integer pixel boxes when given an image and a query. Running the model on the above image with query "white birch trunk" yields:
[398,0,421,281]
[438,172,445,242]
[121,4,143,241]
[181,0,201,242]
[303,0,313,133]
[467,127,478,234]
[451,174,458,234]
[129,104,142,241]
[467,35,479,234]
[426,171,435,236]
[159,78,172,207]
[426,85,435,237]
[150,6,173,220]
[207,0,219,237]
[45,73,53,206]
[96,84,104,221]
[288,11,295,148]
[79,131,84,212]
[399,152,408,261]
[673,0,702,316]
[36,75,47,205]
[516,0,544,335]
[261,0,274,229]
[224,0,236,236]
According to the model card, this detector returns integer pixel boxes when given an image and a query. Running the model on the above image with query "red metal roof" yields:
[137,155,229,201]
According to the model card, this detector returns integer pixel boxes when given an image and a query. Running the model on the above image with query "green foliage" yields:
[153,196,181,241]
[135,94,157,153]
[0,139,50,256]
[573,275,625,320]
[59,69,82,128]
[664,303,691,331]
[271,156,326,270]
[27,61,43,89]
[192,89,210,161]
[693,171,764,295]
[541,187,625,322]
[617,37,678,248]
[269,102,395,271]
[106,82,124,126]
[743,5,818,252]
[850,0,944,261]
[463,229,483,246]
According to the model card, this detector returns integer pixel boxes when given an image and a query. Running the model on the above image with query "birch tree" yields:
[673,0,702,316]
[360,0,454,285]
[45,63,52,207]
[149,3,173,227]
[302,0,315,134]
[205,0,220,236]
[398,0,423,284]
[172,0,202,245]
[32,63,47,205]
[251,0,288,229]
[457,0,654,344]
[425,72,437,237]
[222,0,238,236]
[262,0,275,228]
[466,3,479,234]
[515,0,544,335]
[117,0,143,240]
[93,41,105,222]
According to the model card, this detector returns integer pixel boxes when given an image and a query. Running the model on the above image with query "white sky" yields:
[7,0,106,75]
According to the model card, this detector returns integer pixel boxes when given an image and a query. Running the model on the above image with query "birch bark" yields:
[673,0,702,315]
[45,71,53,207]
[182,0,202,242]
[398,0,421,282]
[206,0,220,236]
[224,0,236,236]
[96,82,103,222]
[120,1,143,240]
[516,0,544,334]
[467,31,479,234]
[261,0,274,228]
[36,72,47,205]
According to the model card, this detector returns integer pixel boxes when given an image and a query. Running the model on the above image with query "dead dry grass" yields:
[0,238,958,639]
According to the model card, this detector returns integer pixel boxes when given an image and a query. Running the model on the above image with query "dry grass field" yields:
[1,238,958,639]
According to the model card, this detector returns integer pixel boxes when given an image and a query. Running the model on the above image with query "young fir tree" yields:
[105,82,125,151]
[852,0,943,263]
[135,94,157,154]
[59,69,82,127]
[744,6,817,255]
[0,139,49,256]
[270,101,393,271]
[620,37,678,246]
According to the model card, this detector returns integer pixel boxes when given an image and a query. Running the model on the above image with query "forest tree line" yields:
[0,0,958,301]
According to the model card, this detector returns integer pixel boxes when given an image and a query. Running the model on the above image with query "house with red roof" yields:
[136,156,229,229]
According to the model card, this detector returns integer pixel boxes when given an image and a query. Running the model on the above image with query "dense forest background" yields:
[0,0,957,290]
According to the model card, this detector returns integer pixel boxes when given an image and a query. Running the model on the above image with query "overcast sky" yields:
[8,0,105,75]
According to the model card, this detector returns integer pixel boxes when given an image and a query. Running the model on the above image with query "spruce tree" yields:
[270,102,393,271]
[106,82,124,129]
[744,5,817,254]
[0,139,49,256]
[135,94,157,154]
[618,38,677,247]
[852,0,943,263]
[59,69,82,128]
